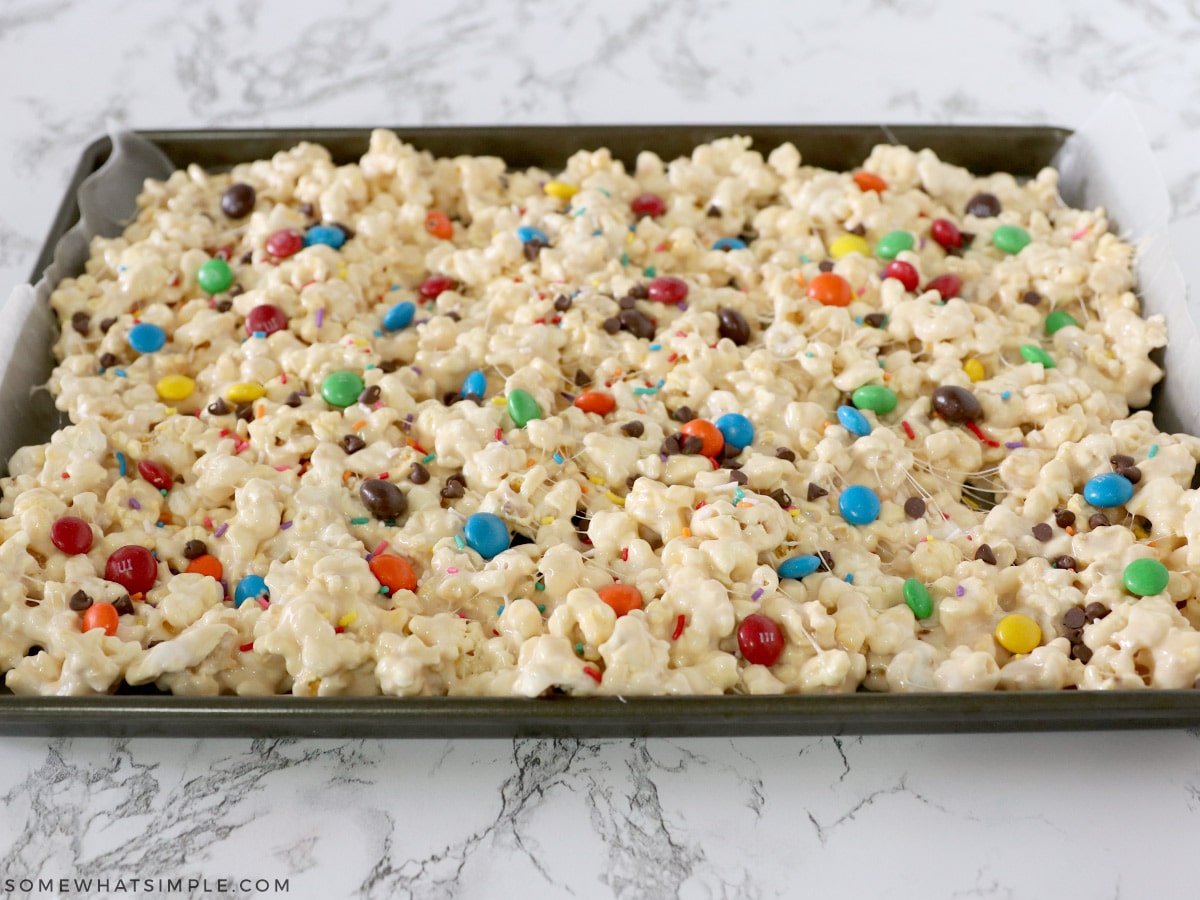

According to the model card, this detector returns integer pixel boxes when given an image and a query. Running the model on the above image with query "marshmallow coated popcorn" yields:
[3,132,1200,698]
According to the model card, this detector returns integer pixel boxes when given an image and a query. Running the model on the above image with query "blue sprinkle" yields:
[1083,473,1134,508]
[845,573,854,584]
[839,485,881,525]
[128,322,166,354]
[389,284,401,291]
[553,452,564,464]
[836,405,872,436]
[1001,390,1011,400]
[648,343,662,351]
[383,301,416,332]
[592,229,603,236]
[800,254,810,263]
[304,224,346,249]
[114,369,127,378]
[778,555,822,579]
[1149,444,1159,458]
[516,226,549,244]
[714,237,747,251]
[372,329,383,337]
[116,452,127,477]
[252,330,267,338]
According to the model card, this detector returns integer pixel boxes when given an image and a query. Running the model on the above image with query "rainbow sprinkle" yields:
[116,452,127,476]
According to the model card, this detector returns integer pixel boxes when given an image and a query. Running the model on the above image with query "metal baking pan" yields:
[6,124,1200,737]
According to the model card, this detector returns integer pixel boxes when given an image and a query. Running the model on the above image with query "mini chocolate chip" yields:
[440,479,465,499]
[236,404,254,423]
[806,483,828,501]
[1063,607,1086,629]
[671,406,694,423]
[848,223,866,236]
[628,283,649,300]
[776,447,797,462]
[965,192,1001,217]
[717,307,751,345]
[99,317,116,333]
[215,299,233,313]
[618,295,637,310]
[1021,290,1042,306]
[445,311,461,322]
[974,544,997,565]
[727,469,748,485]
[1088,513,1110,529]
[409,463,430,484]
[575,369,591,388]
[358,385,381,405]
[239,251,254,265]
[207,398,230,415]
[1054,555,1077,571]
[706,204,722,217]
[1117,465,1142,485]
[360,478,407,519]
[618,308,656,339]
[523,240,546,261]
[1110,454,1135,469]
[931,385,983,423]
[1032,523,1053,542]
[221,183,256,218]
[1084,602,1110,621]
[738,228,758,244]
[1054,508,1076,528]
[378,359,399,374]
[446,472,466,487]
[681,435,705,455]
[1073,644,1093,664]
[769,488,791,507]
[818,260,835,273]
[660,434,682,455]
[554,294,572,312]
[617,421,645,440]
[113,594,135,616]
[68,590,93,612]
[817,550,835,572]
[904,497,926,519]
[99,352,118,368]
[602,316,622,334]
[341,434,366,454]
[298,202,314,217]
[70,311,90,336]
[863,312,887,328]
[442,391,461,406]
[228,284,245,298]
[183,539,208,560]
[572,510,592,543]
[720,443,742,461]
[285,392,303,408]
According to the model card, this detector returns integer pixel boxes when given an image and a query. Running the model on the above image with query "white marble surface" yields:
[2,1,1200,896]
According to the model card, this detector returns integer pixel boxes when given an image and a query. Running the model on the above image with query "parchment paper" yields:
[1,98,1192,475]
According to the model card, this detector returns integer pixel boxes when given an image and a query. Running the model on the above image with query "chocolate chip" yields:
[236,404,253,423]
[775,448,797,463]
[572,510,592,543]
[360,478,407,519]
[1032,523,1053,542]
[341,434,366,454]
[409,463,430,484]
[965,192,1001,217]
[720,443,742,461]
[440,478,465,499]
[818,259,835,273]
[207,398,230,415]
[1088,513,1110,529]
[574,369,591,388]
[68,590,92,612]
[113,594,135,616]
[706,204,722,217]
[974,544,997,565]
[817,550,835,572]
[681,435,705,455]
[618,308,656,339]
[1110,454,1135,470]
[221,183,256,219]
[602,316,622,334]
[358,385,381,405]
[727,469,748,485]
[445,311,461,322]
[378,359,400,374]
[628,283,649,300]
[1084,602,1109,621]
[717,307,751,345]
[215,299,233,313]
[1073,644,1093,664]
[618,295,637,310]
[1053,508,1076,528]
[554,294,572,312]
[626,475,639,489]
[99,352,118,368]
[229,284,245,298]
[904,497,926,519]
[806,483,828,501]
[523,240,546,261]
[931,385,982,423]
[660,434,682,455]
[1063,607,1086,629]
[183,539,208,560]
[769,488,791,507]
[239,251,254,265]
[848,223,866,237]
[671,406,694,423]
[863,312,887,328]
[99,317,116,333]
[1117,465,1142,485]
[70,311,90,336]
[1054,555,1077,571]
[1021,291,1042,306]
[285,392,303,408]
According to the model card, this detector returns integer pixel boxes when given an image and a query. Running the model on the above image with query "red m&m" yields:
[418,275,456,300]
[883,260,919,292]
[926,273,963,300]
[631,193,666,218]
[647,276,688,305]
[266,229,303,258]
[50,516,93,555]
[737,613,784,666]
[105,545,159,594]
[930,218,963,249]
[245,304,289,336]
[138,459,173,491]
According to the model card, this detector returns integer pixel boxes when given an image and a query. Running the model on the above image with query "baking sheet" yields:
[3,103,1199,736]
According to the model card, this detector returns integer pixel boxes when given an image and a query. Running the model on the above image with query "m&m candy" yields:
[925,273,962,300]
[105,545,158,594]
[156,375,195,401]
[830,235,870,259]
[1123,558,1169,597]
[50,516,93,555]
[837,405,871,436]
[82,602,120,636]
[992,224,1031,255]
[507,389,542,427]
[425,211,453,239]
[516,226,549,245]
[714,413,754,450]
[321,371,365,407]
[778,555,821,579]
[266,229,303,258]
[806,272,853,307]
[461,370,487,400]
[598,584,643,616]
[418,276,455,299]
[851,384,897,415]
[839,485,881,525]
[370,554,418,594]
[882,260,919,291]
[679,419,724,457]
[737,614,784,666]
[713,237,747,251]
[304,224,346,249]
[875,230,914,260]
[128,323,166,354]
[245,304,289,337]
[234,575,269,607]
[137,459,173,491]
[197,258,234,294]
[1083,473,1134,508]
[930,218,963,249]
[903,578,933,619]
[574,392,616,416]
[383,301,416,332]
[463,512,510,559]
[647,276,688,305]
[995,613,1040,654]
[631,193,666,217]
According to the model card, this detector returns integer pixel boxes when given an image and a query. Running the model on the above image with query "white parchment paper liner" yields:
[1,96,1193,477]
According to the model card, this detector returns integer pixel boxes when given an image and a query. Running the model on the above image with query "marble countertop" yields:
[2,1,1199,896]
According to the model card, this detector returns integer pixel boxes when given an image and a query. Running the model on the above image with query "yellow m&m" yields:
[226,382,266,404]
[830,234,871,259]
[995,613,1041,654]
[155,375,195,401]
[543,181,578,200]
[963,359,986,382]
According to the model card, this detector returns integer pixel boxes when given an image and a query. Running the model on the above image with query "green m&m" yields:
[1020,344,1056,368]
[1123,558,1169,597]
[321,370,365,407]
[992,225,1031,255]
[903,578,933,619]
[507,389,542,427]
[197,257,234,294]
[1045,310,1079,334]
[875,230,915,260]
[851,384,898,415]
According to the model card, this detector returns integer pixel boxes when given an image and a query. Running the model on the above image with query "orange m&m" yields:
[806,272,853,307]
[185,554,224,580]
[82,602,119,637]
[370,554,418,594]
[679,419,725,457]
[573,392,616,416]
[598,584,643,617]
[852,171,888,193]
[424,211,453,240]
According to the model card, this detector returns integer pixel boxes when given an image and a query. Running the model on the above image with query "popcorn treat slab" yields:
[4,116,1200,736]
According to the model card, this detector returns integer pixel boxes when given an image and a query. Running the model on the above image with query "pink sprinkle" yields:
[371,540,389,560]
[203,516,213,529]
[280,521,293,530]
[274,465,289,471]
[128,498,141,510]
[316,308,325,327]
[373,401,383,409]
[751,588,764,601]
[446,567,459,574]
[856,286,866,296]
[256,596,270,610]
[215,523,229,538]
[1071,226,1089,240]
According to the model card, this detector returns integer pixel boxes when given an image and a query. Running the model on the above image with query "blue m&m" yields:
[128,322,166,354]
[714,413,754,450]
[839,485,881,525]
[837,405,872,436]
[383,301,416,332]
[1083,473,1134,508]
[713,237,747,251]
[463,512,510,559]
[304,224,346,249]
[516,226,549,244]
[234,575,269,608]
[778,555,822,579]
[461,369,487,400]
